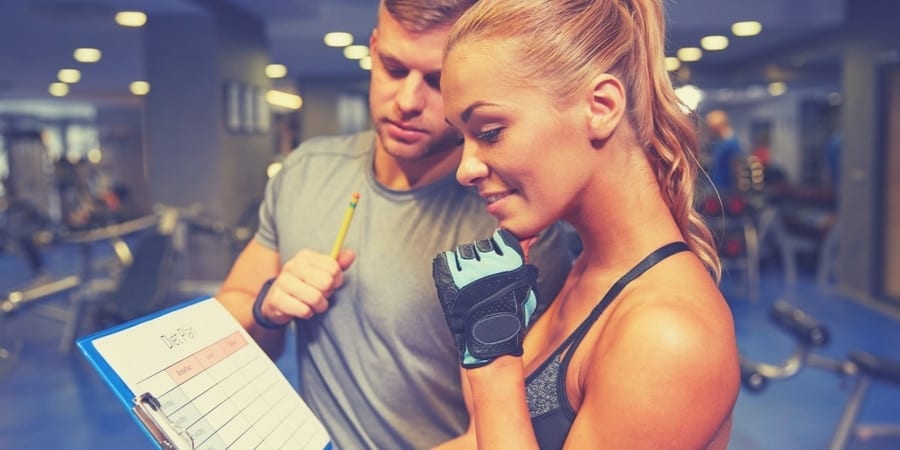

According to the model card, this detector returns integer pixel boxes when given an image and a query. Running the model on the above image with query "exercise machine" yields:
[740,299,900,450]
[0,275,81,379]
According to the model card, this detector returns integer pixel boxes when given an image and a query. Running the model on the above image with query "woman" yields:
[432,0,740,448]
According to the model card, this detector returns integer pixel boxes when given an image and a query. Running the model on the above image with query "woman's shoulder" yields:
[570,270,740,447]
[606,268,735,358]
[576,259,738,390]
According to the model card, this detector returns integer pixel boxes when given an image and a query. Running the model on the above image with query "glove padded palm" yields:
[432,229,539,369]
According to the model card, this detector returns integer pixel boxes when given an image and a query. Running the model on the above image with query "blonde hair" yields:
[447,0,721,278]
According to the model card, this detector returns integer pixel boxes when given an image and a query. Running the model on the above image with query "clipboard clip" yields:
[132,392,195,450]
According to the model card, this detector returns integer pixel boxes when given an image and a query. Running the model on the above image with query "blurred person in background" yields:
[705,109,745,194]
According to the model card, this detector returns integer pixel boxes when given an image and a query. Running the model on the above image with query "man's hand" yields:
[256,248,355,327]
[432,229,539,369]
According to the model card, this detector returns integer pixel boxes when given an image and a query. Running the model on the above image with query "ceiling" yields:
[0,0,847,107]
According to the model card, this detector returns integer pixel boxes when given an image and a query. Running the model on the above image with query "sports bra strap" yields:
[555,241,690,354]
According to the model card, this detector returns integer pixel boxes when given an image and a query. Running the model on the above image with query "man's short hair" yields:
[383,0,478,32]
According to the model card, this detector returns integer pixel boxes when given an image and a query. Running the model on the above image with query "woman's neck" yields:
[567,148,684,271]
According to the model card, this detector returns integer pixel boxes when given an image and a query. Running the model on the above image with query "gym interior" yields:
[1,0,899,449]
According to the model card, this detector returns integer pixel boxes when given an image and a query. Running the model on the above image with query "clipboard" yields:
[77,296,332,450]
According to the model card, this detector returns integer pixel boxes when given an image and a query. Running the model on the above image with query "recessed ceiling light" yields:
[732,21,762,37]
[49,82,69,97]
[700,35,729,51]
[665,57,681,71]
[677,47,703,62]
[324,32,353,47]
[74,48,102,63]
[130,81,151,96]
[115,11,147,27]
[343,45,369,60]
[768,82,786,96]
[359,56,372,71]
[266,90,303,110]
[265,64,288,79]
[87,148,103,164]
[58,68,81,84]
[674,84,704,112]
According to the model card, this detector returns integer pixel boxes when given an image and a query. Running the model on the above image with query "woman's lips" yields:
[484,192,512,205]
[483,190,517,216]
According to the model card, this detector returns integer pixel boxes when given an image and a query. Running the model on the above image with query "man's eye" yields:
[425,75,441,91]
[476,128,502,143]
[386,68,407,78]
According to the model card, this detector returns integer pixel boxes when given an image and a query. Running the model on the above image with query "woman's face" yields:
[442,40,595,238]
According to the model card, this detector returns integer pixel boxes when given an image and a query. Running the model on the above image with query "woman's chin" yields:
[499,223,540,242]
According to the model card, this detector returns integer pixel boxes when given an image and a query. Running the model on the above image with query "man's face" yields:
[368,9,460,162]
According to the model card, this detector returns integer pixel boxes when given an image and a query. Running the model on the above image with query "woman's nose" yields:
[456,150,489,186]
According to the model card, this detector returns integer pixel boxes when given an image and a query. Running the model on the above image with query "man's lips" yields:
[385,120,425,138]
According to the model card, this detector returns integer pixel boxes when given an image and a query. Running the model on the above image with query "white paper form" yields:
[84,297,331,450]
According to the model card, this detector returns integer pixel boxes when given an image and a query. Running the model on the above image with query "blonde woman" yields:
[432,0,740,448]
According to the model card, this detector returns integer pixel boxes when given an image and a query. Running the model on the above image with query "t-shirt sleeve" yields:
[254,169,282,250]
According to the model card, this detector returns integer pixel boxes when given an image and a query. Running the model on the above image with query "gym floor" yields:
[1,242,899,449]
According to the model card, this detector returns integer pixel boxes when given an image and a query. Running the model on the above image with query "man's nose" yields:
[395,75,426,117]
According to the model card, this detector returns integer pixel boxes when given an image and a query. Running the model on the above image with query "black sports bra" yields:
[525,242,690,449]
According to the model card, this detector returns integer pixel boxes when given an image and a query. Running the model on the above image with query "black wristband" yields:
[252,277,287,330]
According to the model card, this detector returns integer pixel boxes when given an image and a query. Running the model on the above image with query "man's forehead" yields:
[377,47,441,71]
[374,30,446,73]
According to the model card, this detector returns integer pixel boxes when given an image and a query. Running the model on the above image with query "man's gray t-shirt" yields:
[256,131,572,449]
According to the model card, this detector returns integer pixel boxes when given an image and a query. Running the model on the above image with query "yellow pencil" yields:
[330,192,360,259]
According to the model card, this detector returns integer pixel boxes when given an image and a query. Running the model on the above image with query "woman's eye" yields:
[476,128,502,143]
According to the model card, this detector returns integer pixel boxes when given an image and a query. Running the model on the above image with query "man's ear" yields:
[586,74,626,142]
[369,27,378,49]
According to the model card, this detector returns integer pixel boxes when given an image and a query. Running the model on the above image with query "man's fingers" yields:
[299,267,343,296]
[268,288,317,320]
[336,248,356,270]
[271,276,331,316]
[282,249,344,295]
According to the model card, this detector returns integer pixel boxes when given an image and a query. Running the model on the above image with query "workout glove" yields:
[432,228,539,369]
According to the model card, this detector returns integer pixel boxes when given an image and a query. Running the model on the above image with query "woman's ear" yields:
[586,74,626,142]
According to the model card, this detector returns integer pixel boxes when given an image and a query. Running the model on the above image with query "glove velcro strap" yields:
[461,278,536,368]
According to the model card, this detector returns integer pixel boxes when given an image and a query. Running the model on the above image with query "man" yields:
[704,109,744,193]
[216,1,572,449]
